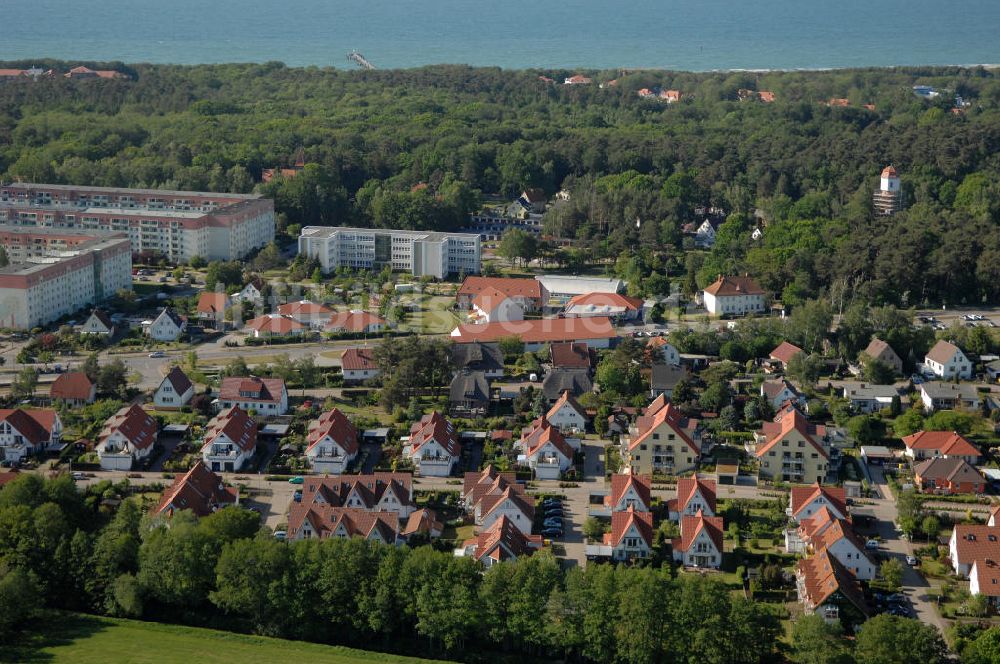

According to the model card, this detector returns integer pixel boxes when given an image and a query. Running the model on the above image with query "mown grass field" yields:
[3,613,451,664]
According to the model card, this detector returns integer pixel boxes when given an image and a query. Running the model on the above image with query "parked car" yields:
[273,530,287,540]
[905,555,918,566]
[541,527,563,538]
[288,476,304,485]
[148,351,166,358]
[543,518,563,528]
[865,539,880,550]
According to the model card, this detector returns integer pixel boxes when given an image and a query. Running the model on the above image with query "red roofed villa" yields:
[305,409,359,474]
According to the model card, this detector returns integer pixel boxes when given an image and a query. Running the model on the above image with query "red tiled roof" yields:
[0,409,58,445]
[902,431,980,457]
[246,314,305,335]
[457,277,545,301]
[0,470,20,486]
[49,372,93,401]
[769,341,804,364]
[952,524,1000,570]
[810,518,875,567]
[606,473,651,511]
[203,406,257,453]
[703,275,765,297]
[162,366,194,396]
[675,510,723,553]
[972,559,1000,597]
[627,401,700,454]
[155,460,237,517]
[463,515,540,562]
[306,409,358,456]
[287,504,398,542]
[546,390,586,421]
[462,465,519,502]
[402,508,443,537]
[298,473,413,511]
[196,292,230,315]
[755,409,828,459]
[881,166,897,178]
[519,416,575,461]
[341,348,377,371]
[219,376,285,404]
[99,404,158,451]
[408,411,460,457]
[472,286,513,315]
[758,91,776,102]
[565,292,642,311]
[797,548,870,615]
[797,506,841,542]
[550,342,591,369]
[276,300,333,317]
[790,484,846,519]
[676,475,717,514]
[605,507,654,548]
[325,311,386,333]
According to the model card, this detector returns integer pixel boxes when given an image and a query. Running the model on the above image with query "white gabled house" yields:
[287,504,400,544]
[304,409,359,474]
[462,466,535,535]
[153,366,195,409]
[145,308,186,342]
[789,484,848,522]
[672,511,724,569]
[668,475,717,521]
[545,391,589,433]
[603,507,654,561]
[81,309,115,337]
[455,516,542,567]
[0,409,62,464]
[515,417,575,480]
[217,376,288,415]
[604,473,652,512]
[96,404,159,471]
[403,412,460,477]
[201,406,258,472]
[924,340,973,380]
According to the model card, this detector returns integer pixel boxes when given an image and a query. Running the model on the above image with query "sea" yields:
[3,0,1000,71]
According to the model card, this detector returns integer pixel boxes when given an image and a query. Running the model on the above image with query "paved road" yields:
[867,465,948,635]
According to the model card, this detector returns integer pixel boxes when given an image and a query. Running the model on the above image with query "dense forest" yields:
[0,62,998,306]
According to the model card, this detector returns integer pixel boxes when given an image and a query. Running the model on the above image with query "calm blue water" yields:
[4,0,999,70]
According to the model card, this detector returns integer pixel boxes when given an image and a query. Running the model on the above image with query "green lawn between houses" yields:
[3,613,452,664]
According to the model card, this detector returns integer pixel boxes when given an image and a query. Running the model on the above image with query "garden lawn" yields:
[4,613,452,664]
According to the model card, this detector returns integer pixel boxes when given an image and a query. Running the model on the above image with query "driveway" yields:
[867,465,948,635]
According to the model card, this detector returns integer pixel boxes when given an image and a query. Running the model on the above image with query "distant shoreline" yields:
[1,58,999,74]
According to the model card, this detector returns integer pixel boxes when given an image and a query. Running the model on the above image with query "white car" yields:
[906,555,918,566]
[148,351,166,358]
[865,539,880,550]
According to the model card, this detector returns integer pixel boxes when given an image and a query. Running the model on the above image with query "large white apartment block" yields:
[298,226,480,279]
[0,227,132,330]
[0,183,275,262]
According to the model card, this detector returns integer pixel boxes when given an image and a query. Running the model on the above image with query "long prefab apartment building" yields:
[0,182,275,262]
[0,226,132,329]
[298,226,481,279]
